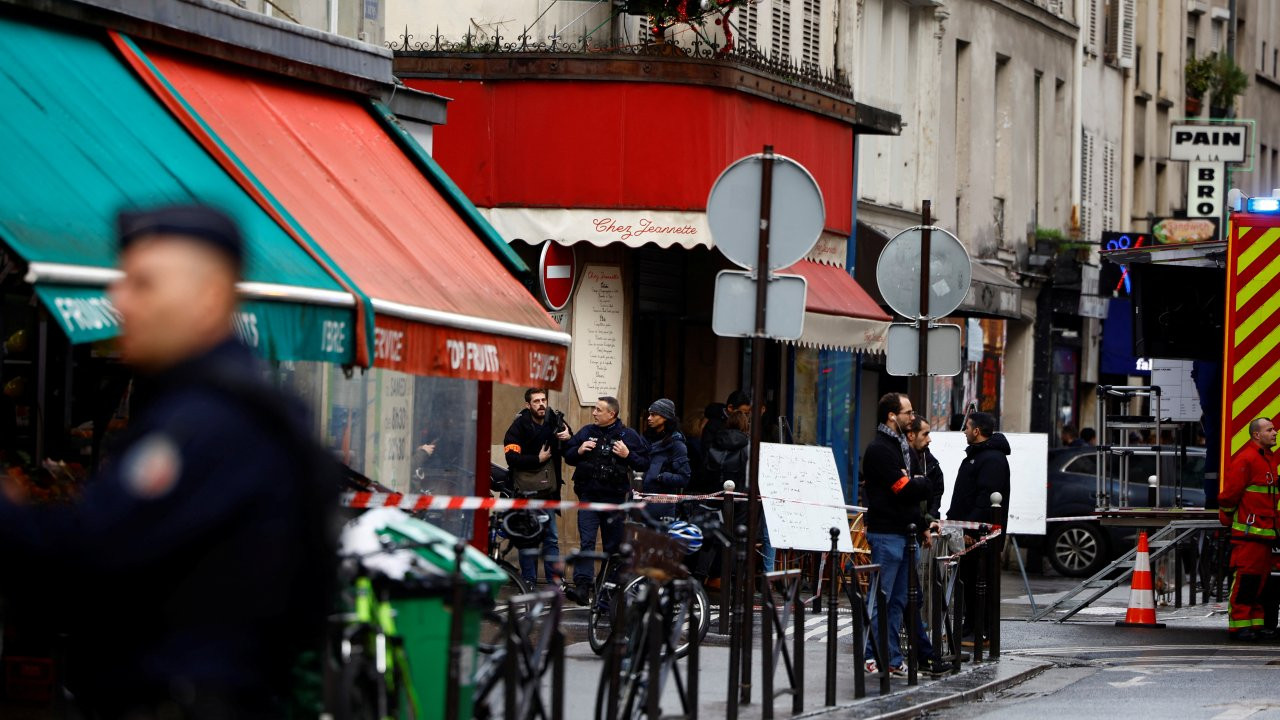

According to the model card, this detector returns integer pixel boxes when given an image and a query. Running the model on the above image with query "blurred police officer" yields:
[0,205,336,719]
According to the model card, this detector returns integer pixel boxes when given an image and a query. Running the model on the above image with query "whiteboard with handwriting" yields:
[757,443,856,553]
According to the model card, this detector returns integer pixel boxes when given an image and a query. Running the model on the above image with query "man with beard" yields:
[503,388,572,585]
[861,393,933,676]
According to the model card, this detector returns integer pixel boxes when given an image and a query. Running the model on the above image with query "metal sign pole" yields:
[742,144,775,705]
[916,200,933,406]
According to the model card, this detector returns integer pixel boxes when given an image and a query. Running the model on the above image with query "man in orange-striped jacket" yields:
[1219,417,1280,641]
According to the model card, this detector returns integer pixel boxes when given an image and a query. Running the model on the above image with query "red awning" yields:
[127,44,568,387]
[782,260,891,353]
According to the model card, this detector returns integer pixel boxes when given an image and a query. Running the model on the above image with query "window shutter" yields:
[1087,0,1100,55]
[1081,131,1096,242]
[739,2,759,48]
[801,0,820,68]
[1107,0,1136,68]
[771,0,791,58]
[1102,141,1117,233]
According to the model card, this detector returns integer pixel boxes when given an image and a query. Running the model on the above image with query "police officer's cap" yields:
[117,204,243,271]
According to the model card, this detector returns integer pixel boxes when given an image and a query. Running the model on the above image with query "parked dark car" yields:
[1042,446,1206,577]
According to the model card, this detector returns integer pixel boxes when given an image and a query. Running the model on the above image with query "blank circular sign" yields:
[706,153,825,271]
[876,226,972,319]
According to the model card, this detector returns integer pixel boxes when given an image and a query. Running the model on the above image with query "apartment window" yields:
[771,0,791,58]
[1155,162,1168,216]
[801,0,821,69]
[1273,48,1277,76]
[1087,0,1100,55]
[956,40,972,184]
[1186,12,1197,59]
[1156,51,1163,92]
[993,197,1006,246]
[1212,19,1224,53]
[1262,144,1271,195]
[1263,41,1268,72]
[1273,148,1279,190]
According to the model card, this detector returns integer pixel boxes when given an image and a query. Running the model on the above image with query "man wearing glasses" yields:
[860,392,937,676]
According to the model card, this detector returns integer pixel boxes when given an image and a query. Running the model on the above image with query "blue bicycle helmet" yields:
[667,520,704,552]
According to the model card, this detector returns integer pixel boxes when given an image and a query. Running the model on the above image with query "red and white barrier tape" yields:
[342,490,1002,533]
[342,492,641,513]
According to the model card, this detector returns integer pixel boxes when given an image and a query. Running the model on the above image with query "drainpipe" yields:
[1227,0,1237,63]
[1072,0,1084,223]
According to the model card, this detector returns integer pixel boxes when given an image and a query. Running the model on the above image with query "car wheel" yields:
[1047,522,1109,578]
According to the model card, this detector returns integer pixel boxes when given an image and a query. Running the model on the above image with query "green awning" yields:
[0,15,358,364]
[34,284,355,363]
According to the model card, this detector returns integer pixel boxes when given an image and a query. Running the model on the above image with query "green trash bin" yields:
[366,512,506,720]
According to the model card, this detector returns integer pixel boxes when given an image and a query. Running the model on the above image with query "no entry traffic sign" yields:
[539,242,576,311]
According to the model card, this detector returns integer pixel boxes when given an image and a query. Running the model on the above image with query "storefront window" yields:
[277,362,478,538]
[1052,346,1079,446]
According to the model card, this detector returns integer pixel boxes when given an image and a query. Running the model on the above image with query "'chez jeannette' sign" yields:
[1169,123,1249,163]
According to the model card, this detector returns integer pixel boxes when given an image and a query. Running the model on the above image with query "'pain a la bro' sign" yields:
[1169,123,1249,163]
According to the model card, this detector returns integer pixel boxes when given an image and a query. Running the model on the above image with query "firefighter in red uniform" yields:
[1219,416,1280,641]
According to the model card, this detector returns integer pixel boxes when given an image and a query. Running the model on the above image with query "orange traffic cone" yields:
[1115,530,1166,629]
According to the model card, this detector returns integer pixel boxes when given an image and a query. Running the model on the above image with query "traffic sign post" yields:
[875,203,970,401]
[707,146,823,706]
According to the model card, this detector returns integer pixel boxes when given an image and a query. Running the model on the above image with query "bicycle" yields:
[479,470,555,649]
[593,552,705,719]
[586,499,721,658]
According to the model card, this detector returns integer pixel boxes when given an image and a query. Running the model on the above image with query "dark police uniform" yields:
[0,339,331,718]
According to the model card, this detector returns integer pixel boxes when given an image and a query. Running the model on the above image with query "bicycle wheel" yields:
[594,588,652,720]
[617,575,707,659]
[588,558,628,655]
[479,560,531,649]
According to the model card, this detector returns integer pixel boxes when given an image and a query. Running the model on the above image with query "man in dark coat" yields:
[861,393,938,676]
[563,396,648,603]
[0,206,336,718]
[945,411,1011,641]
[503,387,572,585]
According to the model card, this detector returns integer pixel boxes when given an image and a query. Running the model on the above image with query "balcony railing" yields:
[388,27,852,100]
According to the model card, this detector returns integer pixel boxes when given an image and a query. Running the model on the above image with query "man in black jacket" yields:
[906,417,945,529]
[861,393,936,676]
[945,411,1011,640]
[503,388,572,585]
[564,396,648,603]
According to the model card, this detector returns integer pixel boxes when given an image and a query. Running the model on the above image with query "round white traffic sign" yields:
[876,226,972,319]
[706,153,825,271]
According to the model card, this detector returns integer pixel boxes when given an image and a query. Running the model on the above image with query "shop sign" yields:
[1169,123,1248,163]
[372,316,567,389]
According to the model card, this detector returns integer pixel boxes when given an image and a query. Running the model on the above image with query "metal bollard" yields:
[973,535,987,664]
[876,581,891,696]
[762,577,775,720]
[825,528,839,706]
[988,493,1003,660]
[721,481,736,635]
[446,541,467,720]
[794,578,805,716]
[552,626,566,720]
[851,568,867,700]
[726,523,748,720]
[951,572,963,674]
[688,579,701,720]
[931,557,943,675]
[504,602,518,716]
[646,588,662,720]
[906,524,918,686]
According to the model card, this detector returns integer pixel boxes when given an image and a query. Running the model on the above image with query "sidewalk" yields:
[559,630,1049,720]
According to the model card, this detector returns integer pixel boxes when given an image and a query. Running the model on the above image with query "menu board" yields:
[571,264,624,405]
[757,443,855,553]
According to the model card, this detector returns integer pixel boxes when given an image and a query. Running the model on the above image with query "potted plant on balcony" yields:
[1209,53,1249,118]
[1184,54,1214,115]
